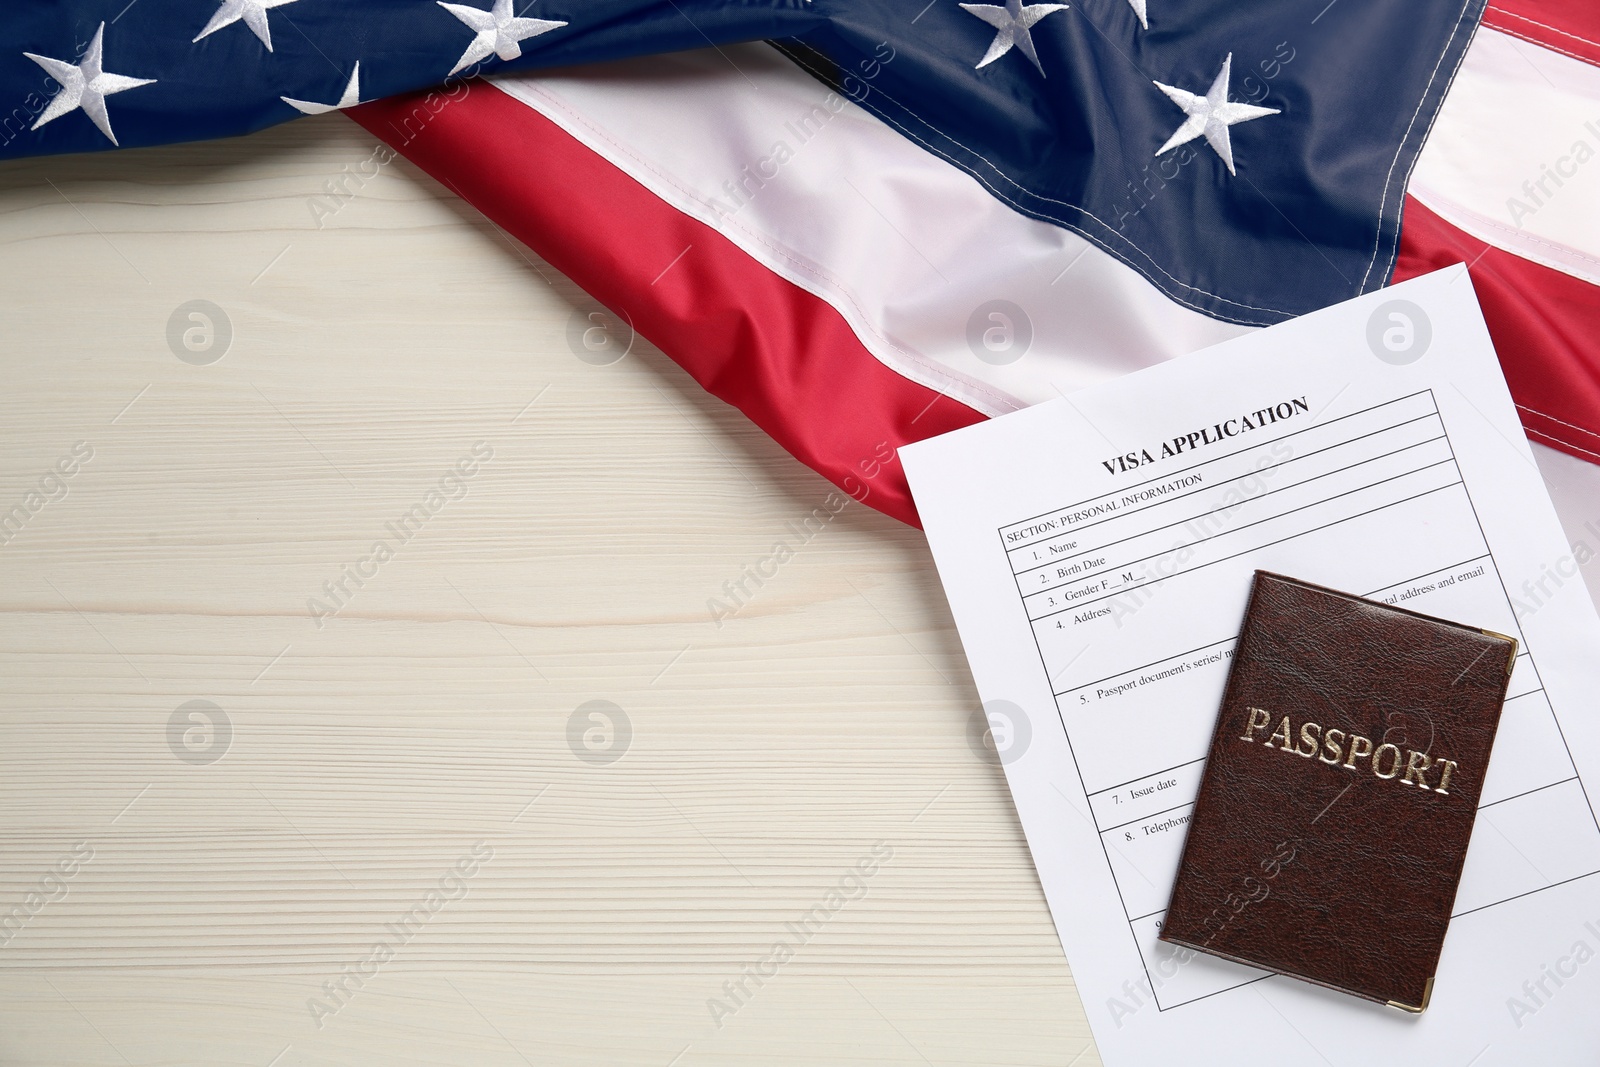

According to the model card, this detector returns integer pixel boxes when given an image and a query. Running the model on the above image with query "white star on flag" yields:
[194,0,301,52]
[437,0,568,77]
[1153,53,1280,175]
[958,0,1070,75]
[281,63,363,115]
[24,23,156,146]
[1126,0,1148,29]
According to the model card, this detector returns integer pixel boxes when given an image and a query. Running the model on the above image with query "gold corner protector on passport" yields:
[1480,628,1519,674]
[1387,976,1435,1014]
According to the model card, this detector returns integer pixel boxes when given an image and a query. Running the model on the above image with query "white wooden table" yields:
[0,114,1101,1066]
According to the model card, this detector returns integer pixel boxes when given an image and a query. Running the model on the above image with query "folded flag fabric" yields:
[6,0,1599,524]
[350,1,1600,523]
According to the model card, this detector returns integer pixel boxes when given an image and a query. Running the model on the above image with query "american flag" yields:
[5,0,1597,525]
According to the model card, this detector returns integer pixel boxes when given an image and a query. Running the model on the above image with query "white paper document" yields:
[901,268,1600,1065]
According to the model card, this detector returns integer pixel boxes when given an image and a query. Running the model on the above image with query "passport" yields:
[1158,571,1518,1012]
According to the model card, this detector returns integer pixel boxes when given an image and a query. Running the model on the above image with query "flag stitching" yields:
[1359,0,1485,293]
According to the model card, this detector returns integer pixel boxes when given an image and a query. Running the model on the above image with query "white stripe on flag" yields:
[491,44,1249,417]
[1410,27,1600,286]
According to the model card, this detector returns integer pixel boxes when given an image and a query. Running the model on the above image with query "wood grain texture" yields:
[0,115,1101,1067]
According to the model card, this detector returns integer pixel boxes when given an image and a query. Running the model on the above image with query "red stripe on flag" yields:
[1484,1,1600,68]
[349,84,982,528]
[1395,196,1600,464]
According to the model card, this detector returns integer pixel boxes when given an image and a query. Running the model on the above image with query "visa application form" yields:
[901,267,1600,1066]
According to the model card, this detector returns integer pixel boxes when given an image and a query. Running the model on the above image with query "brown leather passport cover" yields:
[1158,571,1517,1012]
